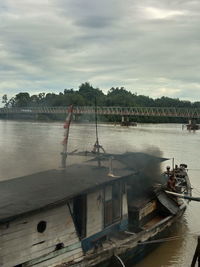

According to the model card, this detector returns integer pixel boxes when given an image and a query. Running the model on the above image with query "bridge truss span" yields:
[0,106,200,118]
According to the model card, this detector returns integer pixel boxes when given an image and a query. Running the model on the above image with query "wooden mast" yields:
[61,105,73,168]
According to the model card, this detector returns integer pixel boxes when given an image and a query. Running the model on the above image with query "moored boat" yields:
[0,154,191,267]
[0,107,192,267]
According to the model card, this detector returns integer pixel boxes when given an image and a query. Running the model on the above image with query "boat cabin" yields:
[0,160,131,267]
[0,152,172,267]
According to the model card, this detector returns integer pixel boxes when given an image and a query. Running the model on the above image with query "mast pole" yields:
[92,98,105,166]
[93,98,101,167]
[61,105,73,168]
[172,157,175,176]
[95,98,100,155]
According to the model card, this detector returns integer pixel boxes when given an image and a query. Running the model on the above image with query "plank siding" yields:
[86,190,103,237]
[2,221,76,244]
[1,208,70,235]
[29,248,83,267]
[0,204,82,267]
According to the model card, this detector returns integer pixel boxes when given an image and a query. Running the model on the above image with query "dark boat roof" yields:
[0,162,133,223]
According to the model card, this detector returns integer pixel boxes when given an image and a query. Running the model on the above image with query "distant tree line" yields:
[1,82,200,123]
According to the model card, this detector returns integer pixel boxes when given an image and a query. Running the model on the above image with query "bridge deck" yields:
[0,106,200,118]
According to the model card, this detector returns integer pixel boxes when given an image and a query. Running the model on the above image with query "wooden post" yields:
[172,157,174,173]
[191,236,200,267]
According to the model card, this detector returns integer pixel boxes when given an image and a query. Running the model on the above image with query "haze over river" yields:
[0,120,200,266]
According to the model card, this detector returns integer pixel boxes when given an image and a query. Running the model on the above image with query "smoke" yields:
[141,146,165,186]
[116,146,166,198]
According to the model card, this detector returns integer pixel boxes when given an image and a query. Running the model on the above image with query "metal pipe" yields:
[165,190,200,202]
[114,255,125,267]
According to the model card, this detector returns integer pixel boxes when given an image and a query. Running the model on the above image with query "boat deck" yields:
[142,215,165,230]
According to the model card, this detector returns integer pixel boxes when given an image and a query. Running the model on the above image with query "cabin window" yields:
[73,195,87,239]
[104,182,121,227]
[37,221,47,233]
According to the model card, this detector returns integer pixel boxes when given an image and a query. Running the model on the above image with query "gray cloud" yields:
[0,0,200,102]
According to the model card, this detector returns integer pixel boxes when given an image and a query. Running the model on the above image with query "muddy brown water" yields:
[0,120,200,266]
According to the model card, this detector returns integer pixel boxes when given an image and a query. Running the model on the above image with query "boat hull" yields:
[69,204,186,267]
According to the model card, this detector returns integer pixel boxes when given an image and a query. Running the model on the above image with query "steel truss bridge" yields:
[0,106,200,118]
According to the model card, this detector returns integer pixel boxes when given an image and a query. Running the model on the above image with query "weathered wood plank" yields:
[2,220,76,243]
[1,232,79,257]
[1,204,81,267]
[3,243,82,267]
[1,204,76,243]
[33,251,83,267]
[24,244,82,267]
[1,204,71,235]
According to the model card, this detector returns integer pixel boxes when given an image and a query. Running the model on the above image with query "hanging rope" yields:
[114,255,126,267]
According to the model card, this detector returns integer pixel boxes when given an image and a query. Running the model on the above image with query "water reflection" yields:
[134,216,196,267]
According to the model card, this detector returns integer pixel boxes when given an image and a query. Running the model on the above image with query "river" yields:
[0,120,200,266]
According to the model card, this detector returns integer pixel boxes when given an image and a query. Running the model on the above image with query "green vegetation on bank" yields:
[1,82,200,123]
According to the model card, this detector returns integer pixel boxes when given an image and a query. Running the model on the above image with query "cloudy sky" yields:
[1,0,200,102]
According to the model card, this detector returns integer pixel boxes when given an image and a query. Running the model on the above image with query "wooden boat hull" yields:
[70,167,191,267]
[69,204,186,267]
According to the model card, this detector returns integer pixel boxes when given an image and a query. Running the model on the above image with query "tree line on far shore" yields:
[1,82,200,123]
[2,82,200,108]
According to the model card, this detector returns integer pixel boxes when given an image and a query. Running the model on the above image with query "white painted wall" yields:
[122,192,128,217]
[86,184,128,238]
[0,204,82,267]
[86,189,103,237]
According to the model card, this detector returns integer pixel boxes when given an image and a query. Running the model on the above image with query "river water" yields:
[0,120,200,266]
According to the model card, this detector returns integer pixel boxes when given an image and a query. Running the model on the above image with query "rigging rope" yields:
[114,255,126,267]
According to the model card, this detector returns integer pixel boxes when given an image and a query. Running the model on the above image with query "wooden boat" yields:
[186,119,200,130]
[0,155,191,267]
[0,107,192,267]
[120,121,137,127]
[186,124,200,130]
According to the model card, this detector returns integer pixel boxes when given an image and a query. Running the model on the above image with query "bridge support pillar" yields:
[121,115,130,126]
[187,118,198,130]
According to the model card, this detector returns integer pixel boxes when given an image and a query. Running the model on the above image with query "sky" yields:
[0,0,200,103]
